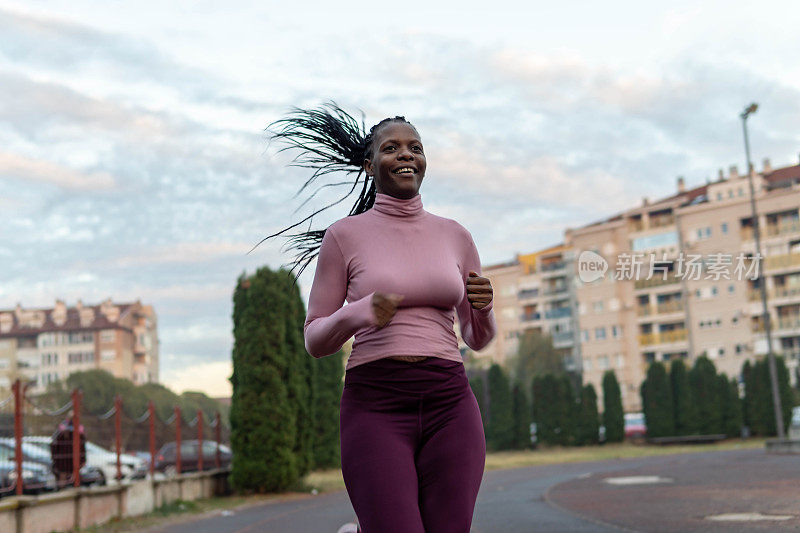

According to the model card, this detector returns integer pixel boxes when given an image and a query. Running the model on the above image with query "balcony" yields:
[629,219,645,233]
[540,261,567,273]
[765,253,800,271]
[749,286,800,301]
[778,316,800,330]
[656,300,684,314]
[544,307,572,320]
[518,288,539,300]
[634,274,681,290]
[520,312,541,322]
[542,285,568,296]
[650,215,676,229]
[742,221,800,241]
[638,329,688,346]
[552,331,575,345]
[753,315,800,333]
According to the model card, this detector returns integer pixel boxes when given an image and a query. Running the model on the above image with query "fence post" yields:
[197,411,204,472]
[148,401,156,477]
[175,406,182,475]
[115,395,122,482]
[13,379,23,496]
[215,412,221,469]
[72,388,82,488]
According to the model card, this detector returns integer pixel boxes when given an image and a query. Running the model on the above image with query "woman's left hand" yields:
[466,271,493,310]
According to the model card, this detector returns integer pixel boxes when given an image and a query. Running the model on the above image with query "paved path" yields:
[145,448,798,532]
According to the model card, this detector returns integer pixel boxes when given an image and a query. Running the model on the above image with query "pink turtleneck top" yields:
[304,192,497,370]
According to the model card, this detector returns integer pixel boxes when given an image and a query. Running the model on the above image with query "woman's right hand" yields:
[371,292,404,328]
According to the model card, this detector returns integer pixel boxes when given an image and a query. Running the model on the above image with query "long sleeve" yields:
[455,232,497,351]
[304,229,377,358]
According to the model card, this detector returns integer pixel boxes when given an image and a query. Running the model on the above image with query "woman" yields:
[266,102,496,533]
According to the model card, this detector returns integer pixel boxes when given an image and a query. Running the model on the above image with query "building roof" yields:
[576,162,800,231]
[0,301,141,338]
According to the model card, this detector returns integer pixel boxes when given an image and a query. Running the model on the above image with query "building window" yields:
[612,325,622,339]
[593,301,604,313]
[616,354,625,368]
[721,222,728,234]
[100,330,115,343]
[101,350,116,361]
[581,329,590,342]
[711,286,718,296]
[584,358,592,371]
[728,284,735,294]
[598,355,609,370]
[595,327,607,340]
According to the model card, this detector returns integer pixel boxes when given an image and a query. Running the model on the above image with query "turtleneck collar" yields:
[372,192,424,218]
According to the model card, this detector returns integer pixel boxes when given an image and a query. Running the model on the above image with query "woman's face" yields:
[364,122,426,199]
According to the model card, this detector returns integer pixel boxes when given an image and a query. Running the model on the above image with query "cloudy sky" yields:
[2,1,799,397]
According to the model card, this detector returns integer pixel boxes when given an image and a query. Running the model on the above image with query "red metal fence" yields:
[0,379,230,498]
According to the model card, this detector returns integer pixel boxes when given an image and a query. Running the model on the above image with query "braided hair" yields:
[254,100,417,277]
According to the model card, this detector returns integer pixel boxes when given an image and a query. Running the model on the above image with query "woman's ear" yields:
[363,158,373,177]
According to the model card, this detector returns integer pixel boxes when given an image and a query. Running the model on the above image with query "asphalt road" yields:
[145,448,798,533]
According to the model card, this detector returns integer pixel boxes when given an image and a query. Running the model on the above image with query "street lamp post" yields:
[740,102,785,439]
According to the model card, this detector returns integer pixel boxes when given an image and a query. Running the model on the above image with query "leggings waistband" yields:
[344,357,465,395]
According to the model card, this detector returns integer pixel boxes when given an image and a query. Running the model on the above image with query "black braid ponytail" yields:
[254,100,415,278]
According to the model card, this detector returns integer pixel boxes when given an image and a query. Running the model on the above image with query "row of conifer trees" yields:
[229,267,797,491]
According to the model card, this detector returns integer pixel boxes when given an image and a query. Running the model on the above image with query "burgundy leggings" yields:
[340,357,486,533]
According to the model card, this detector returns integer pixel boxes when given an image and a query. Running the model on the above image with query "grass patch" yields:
[484,437,766,470]
[299,438,767,494]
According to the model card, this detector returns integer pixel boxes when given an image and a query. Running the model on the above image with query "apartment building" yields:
[0,299,159,393]
[567,159,800,411]
[476,158,800,413]
[475,246,580,371]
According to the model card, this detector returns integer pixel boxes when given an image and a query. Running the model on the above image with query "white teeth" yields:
[394,167,414,174]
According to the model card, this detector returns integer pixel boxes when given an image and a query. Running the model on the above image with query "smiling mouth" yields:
[392,167,416,176]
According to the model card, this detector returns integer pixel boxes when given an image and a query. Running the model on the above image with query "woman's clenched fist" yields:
[371,292,404,328]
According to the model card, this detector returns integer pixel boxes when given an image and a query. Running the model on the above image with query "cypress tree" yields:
[486,364,514,450]
[469,375,487,426]
[641,362,674,438]
[279,271,315,477]
[576,384,600,446]
[510,383,532,449]
[531,374,555,445]
[602,371,624,442]
[230,270,298,491]
[555,375,577,446]
[721,377,743,438]
[688,356,723,434]
[669,359,691,436]
[748,355,794,436]
[312,349,345,468]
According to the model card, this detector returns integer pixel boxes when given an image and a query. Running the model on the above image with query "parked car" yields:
[153,440,232,475]
[4,438,105,487]
[0,460,56,496]
[22,436,145,484]
[624,412,647,441]
[0,441,57,494]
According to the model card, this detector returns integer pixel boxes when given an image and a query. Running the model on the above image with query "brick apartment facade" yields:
[476,158,800,412]
[0,299,159,393]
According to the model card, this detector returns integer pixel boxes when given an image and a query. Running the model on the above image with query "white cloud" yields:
[0,151,115,190]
